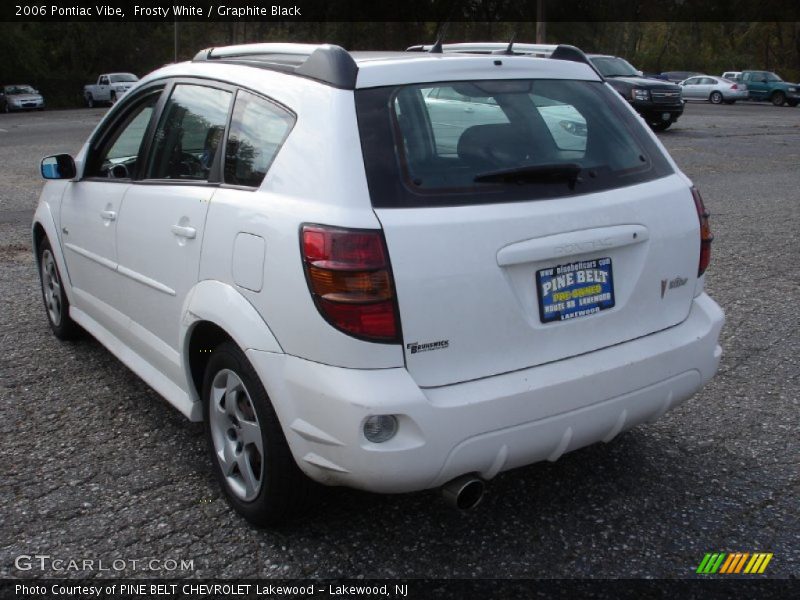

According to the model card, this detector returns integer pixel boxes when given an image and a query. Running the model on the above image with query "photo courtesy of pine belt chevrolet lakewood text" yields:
[33,42,724,525]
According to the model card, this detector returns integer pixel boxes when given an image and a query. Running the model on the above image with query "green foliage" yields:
[1,21,798,109]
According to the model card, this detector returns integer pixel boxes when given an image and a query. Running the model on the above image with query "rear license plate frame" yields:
[536,257,616,324]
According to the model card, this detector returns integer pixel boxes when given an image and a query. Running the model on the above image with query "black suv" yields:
[588,55,684,130]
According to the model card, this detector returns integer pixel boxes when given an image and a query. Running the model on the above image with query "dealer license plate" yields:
[662,112,671,121]
[536,257,615,323]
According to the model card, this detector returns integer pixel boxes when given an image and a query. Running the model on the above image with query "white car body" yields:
[83,72,139,105]
[33,45,723,509]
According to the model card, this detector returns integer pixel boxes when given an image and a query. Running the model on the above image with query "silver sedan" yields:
[680,75,748,104]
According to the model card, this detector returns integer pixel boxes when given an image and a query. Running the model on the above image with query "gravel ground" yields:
[0,103,798,580]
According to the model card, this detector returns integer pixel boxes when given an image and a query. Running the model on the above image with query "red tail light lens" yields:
[301,225,400,343]
[731,83,738,90]
[691,187,713,276]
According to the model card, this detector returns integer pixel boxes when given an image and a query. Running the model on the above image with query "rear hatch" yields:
[356,77,699,388]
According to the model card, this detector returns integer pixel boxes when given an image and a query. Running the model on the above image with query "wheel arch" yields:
[770,90,786,103]
[180,280,284,410]
[32,202,75,303]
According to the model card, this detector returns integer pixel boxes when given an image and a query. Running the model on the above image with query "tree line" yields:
[1,21,798,107]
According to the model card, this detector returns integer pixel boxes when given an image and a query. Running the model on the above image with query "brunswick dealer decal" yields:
[406,340,449,355]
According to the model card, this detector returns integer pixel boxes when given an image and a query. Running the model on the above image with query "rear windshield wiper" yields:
[474,163,583,188]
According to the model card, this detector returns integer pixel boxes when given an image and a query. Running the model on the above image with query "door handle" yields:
[100,210,116,221]
[171,225,197,239]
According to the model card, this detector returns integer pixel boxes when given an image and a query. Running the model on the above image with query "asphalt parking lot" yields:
[0,102,798,580]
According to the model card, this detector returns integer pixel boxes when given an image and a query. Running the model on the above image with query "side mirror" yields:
[41,154,77,180]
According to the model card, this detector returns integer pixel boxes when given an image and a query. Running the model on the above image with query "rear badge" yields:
[406,340,449,355]
[661,276,688,298]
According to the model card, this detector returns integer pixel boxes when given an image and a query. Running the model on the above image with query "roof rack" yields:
[192,43,359,89]
[405,42,604,80]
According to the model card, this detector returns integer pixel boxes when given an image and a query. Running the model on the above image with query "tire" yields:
[771,91,786,106]
[3,102,9,113]
[650,121,672,131]
[202,341,313,526]
[788,100,799,108]
[85,94,94,108]
[709,91,723,104]
[38,238,81,340]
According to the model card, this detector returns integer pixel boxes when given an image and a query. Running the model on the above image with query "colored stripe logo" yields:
[696,552,773,574]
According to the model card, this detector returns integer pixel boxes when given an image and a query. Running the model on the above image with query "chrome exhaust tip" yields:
[441,475,485,510]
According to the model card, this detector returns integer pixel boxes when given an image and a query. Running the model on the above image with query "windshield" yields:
[110,74,138,83]
[590,56,639,78]
[5,85,36,95]
[355,78,672,208]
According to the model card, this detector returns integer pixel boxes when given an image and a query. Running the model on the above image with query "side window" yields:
[145,84,232,181]
[224,90,294,188]
[84,91,160,179]
[99,76,109,86]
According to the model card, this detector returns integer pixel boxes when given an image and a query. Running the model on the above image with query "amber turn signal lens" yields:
[307,267,392,302]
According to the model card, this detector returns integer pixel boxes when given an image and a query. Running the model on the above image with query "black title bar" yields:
[3,0,800,23]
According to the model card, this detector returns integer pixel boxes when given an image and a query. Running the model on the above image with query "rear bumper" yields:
[249,293,724,493]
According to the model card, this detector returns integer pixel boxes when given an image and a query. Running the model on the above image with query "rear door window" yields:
[223,90,295,188]
[145,84,232,181]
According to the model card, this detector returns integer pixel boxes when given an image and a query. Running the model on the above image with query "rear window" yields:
[355,79,673,208]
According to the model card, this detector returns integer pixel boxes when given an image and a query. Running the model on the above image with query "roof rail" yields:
[406,42,559,56]
[405,42,603,80]
[192,43,359,89]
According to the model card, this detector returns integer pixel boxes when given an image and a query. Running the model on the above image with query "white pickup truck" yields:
[83,73,139,107]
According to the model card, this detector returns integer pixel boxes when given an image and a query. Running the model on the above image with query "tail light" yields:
[691,187,713,276]
[301,224,400,343]
[731,83,738,90]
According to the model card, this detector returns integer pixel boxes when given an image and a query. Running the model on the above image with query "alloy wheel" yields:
[208,369,264,501]
[41,249,62,327]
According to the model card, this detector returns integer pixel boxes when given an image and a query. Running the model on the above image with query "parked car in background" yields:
[33,42,722,524]
[738,71,799,106]
[721,71,742,81]
[586,54,684,130]
[407,43,685,131]
[83,73,139,107]
[1,84,45,112]
[661,71,702,83]
[680,75,748,104]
